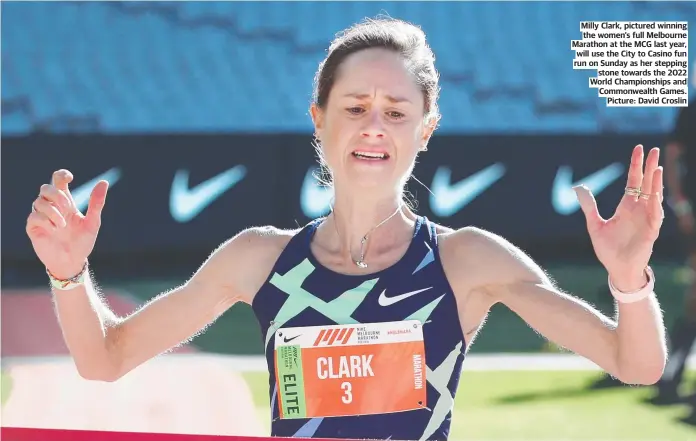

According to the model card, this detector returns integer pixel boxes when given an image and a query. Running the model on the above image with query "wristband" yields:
[608,266,655,304]
[47,261,88,291]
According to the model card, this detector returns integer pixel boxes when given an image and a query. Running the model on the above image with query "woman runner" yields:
[26,17,667,441]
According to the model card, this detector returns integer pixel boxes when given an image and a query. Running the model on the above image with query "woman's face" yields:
[311,48,435,192]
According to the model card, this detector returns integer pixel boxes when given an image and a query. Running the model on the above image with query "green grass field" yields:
[240,370,696,441]
[1,370,12,406]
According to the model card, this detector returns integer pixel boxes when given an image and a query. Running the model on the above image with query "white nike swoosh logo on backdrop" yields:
[71,168,122,213]
[378,287,432,307]
[300,166,333,218]
[552,163,625,215]
[429,163,506,217]
[169,165,247,223]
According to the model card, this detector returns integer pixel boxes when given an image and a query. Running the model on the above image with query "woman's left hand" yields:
[574,145,664,292]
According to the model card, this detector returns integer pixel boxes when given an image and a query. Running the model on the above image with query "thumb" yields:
[573,185,603,231]
[84,180,109,228]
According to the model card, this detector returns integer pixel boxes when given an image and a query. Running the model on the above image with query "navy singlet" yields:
[251,216,466,441]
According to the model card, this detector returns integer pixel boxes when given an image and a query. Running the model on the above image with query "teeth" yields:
[353,151,387,159]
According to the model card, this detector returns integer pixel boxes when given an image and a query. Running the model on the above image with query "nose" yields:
[361,109,385,139]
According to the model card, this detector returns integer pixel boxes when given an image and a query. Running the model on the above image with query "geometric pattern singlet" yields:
[251,216,467,441]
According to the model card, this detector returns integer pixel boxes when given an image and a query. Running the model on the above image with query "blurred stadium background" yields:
[2,1,696,440]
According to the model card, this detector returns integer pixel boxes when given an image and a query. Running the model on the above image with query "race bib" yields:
[274,320,427,419]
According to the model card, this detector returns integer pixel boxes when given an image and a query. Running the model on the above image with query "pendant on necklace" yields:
[355,260,368,269]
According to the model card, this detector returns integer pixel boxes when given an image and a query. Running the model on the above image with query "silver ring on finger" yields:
[31,201,37,212]
[639,192,650,200]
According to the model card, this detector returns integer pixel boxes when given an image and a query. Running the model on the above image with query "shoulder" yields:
[436,225,510,268]
[229,225,298,250]
[196,225,303,304]
[436,225,549,291]
[435,223,508,256]
[213,225,298,262]
[428,219,508,248]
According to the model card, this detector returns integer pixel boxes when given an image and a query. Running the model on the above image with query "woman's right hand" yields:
[26,169,110,280]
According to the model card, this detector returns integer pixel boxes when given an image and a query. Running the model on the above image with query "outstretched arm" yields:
[27,169,287,383]
[457,226,665,385]
[53,227,280,382]
[450,145,667,384]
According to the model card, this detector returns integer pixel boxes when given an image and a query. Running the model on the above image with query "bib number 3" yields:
[341,381,352,404]
[274,321,427,419]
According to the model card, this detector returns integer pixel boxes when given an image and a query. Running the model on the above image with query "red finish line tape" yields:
[1,428,368,441]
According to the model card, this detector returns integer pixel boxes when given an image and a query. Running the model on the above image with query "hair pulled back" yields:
[313,16,441,123]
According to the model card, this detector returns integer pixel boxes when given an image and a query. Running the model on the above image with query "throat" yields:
[311,219,416,275]
[312,240,412,275]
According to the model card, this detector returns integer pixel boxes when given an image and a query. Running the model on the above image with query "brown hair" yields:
[313,16,440,122]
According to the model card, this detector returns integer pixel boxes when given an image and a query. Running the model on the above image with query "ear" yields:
[420,114,440,151]
[310,103,325,137]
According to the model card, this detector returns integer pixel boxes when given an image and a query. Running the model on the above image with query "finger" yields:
[33,197,67,228]
[625,145,644,194]
[39,184,75,214]
[649,166,665,227]
[84,180,109,227]
[639,147,660,200]
[574,185,604,231]
[27,211,58,234]
[51,169,74,199]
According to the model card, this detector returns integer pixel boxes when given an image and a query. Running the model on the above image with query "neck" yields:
[322,186,415,267]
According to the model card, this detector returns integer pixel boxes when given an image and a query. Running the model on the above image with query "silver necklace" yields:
[332,205,403,269]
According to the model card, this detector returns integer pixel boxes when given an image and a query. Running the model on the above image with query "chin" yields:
[345,169,405,193]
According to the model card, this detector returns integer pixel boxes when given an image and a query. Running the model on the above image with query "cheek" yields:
[322,117,356,151]
[318,122,348,164]
[397,124,424,155]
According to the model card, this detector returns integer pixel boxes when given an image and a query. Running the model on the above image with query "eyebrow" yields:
[343,93,412,104]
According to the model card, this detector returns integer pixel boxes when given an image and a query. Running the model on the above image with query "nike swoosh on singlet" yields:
[378,287,432,307]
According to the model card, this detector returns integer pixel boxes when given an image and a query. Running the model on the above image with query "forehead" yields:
[331,48,423,103]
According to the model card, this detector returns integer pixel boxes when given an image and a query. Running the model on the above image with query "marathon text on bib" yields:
[274,320,427,419]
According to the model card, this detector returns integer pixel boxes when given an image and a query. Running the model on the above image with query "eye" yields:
[346,107,365,115]
[387,111,405,119]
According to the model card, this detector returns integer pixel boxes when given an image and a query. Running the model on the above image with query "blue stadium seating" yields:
[1,1,694,135]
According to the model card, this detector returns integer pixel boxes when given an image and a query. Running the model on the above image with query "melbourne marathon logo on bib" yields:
[274,320,427,419]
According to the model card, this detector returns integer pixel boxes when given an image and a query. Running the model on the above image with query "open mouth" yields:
[352,151,390,160]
